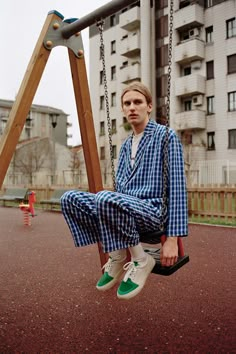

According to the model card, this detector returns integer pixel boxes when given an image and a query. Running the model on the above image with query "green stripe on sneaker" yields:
[97,272,114,287]
[117,278,139,295]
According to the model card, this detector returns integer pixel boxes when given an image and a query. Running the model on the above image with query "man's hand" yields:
[160,237,178,267]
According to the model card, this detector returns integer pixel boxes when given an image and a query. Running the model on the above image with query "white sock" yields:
[109,249,127,262]
[129,243,147,264]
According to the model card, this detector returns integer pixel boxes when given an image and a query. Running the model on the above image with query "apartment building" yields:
[0,100,75,186]
[0,99,70,146]
[89,0,236,185]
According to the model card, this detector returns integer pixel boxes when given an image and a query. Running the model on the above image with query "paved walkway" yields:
[0,207,235,353]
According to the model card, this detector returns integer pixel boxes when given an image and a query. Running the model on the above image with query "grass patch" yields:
[189,216,236,227]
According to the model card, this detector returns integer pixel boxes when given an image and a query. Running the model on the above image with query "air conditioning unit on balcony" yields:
[189,28,200,38]
[192,60,202,70]
[192,94,203,106]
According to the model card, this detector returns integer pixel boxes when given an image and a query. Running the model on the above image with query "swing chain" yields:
[159,0,174,230]
[97,20,116,191]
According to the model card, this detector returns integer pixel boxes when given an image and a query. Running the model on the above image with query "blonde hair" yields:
[121,81,153,106]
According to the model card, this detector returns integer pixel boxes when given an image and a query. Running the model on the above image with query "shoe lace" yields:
[122,261,138,282]
[102,257,113,273]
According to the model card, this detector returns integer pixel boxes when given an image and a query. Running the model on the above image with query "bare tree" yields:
[14,139,51,184]
[69,149,81,184]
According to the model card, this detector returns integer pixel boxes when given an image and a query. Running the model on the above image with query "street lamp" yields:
[49,113,59,185]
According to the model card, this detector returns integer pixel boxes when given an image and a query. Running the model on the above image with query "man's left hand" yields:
[160,237,178,267]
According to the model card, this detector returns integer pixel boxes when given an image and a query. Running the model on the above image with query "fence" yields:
[187,160,236,186]
[188,185,236,221]
[1,185,236,222]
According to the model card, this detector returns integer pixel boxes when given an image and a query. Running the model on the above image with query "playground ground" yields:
[0,206,235,354]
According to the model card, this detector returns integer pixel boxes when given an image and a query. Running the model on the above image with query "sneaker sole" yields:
[117,256,155,300]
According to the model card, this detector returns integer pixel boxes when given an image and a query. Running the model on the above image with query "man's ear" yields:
[147,103,153,114]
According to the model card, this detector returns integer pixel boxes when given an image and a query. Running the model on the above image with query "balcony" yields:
[175,110,206,131]
[175,74,205,97]
[174,4,204,31]
[175,38,204,64]
[120,62,141,84]
[120,33,140,58]
[119,7,140,31]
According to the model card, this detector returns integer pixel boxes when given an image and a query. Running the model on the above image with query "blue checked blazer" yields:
[116,119,188,237]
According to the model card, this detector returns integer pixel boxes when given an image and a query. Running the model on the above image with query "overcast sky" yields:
[0,0,110,145]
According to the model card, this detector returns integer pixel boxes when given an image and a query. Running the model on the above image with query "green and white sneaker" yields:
[117,254,155,300]
[96,256,126,291]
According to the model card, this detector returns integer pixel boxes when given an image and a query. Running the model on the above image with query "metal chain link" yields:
[97,20,116,191]
[159,0,174,230]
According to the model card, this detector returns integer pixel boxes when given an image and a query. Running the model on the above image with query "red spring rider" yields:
[19,191,36,226]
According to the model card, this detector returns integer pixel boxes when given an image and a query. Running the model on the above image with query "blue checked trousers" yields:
[60,190,163,253]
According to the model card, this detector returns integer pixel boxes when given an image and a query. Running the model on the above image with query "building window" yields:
[207,132,215,150]
[184,100,192,111]
[228,129,236,149]
[111,119,117,134]
[228,91,236,111]
[184,67,191,76]
[226,18,236,39]
[111,92,116,107]
[100,96,104,110]
[110,15,116,27]
[100,121,105,136]
[111,66,116,80]
[111,40,116,54]
[206,26,213,43]
[206,61,214,79]
[100,70,104,85]
[227,54,236,74]
[207,96,215,114]
[112,145,117,159]
[205,0,213,8]
[100,146,105,160]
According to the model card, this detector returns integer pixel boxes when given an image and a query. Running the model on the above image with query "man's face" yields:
[122,90,152,133]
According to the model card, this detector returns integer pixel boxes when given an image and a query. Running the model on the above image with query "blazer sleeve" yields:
[166,132,188,236]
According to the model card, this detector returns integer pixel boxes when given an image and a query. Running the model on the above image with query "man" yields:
[61,82,188,300]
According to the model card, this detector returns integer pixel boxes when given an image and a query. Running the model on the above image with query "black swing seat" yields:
[140,230,190,276]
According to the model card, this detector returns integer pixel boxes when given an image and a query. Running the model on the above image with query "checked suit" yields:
[60,119,188,253]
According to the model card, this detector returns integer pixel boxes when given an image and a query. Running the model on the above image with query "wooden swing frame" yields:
[0,0,189,275]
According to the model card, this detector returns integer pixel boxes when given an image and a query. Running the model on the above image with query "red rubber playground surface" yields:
[0,207,235,353]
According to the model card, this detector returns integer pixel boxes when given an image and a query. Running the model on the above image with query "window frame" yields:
[228,129,236,149]
[227,54,236,74]
[205,26,213,43]
[184,100,192,111]
[111,92,116,107]
[111,40,116,54]
[228,91,236,112]
[226,17,236,39]
[100,146,105,160]
[111,66,116,81]
[206,61,214,80]
[207,131,215,150]
[100,121,105,136]
[207,96,215,115]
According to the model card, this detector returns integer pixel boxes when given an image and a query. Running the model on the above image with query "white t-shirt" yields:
[131,132,144,167]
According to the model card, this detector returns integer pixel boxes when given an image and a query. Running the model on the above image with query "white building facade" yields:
[89,0,236,186]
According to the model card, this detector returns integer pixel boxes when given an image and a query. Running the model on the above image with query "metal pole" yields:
[62,0,138,39]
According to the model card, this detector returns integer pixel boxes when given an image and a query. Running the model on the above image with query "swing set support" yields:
[0,1,189,275]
